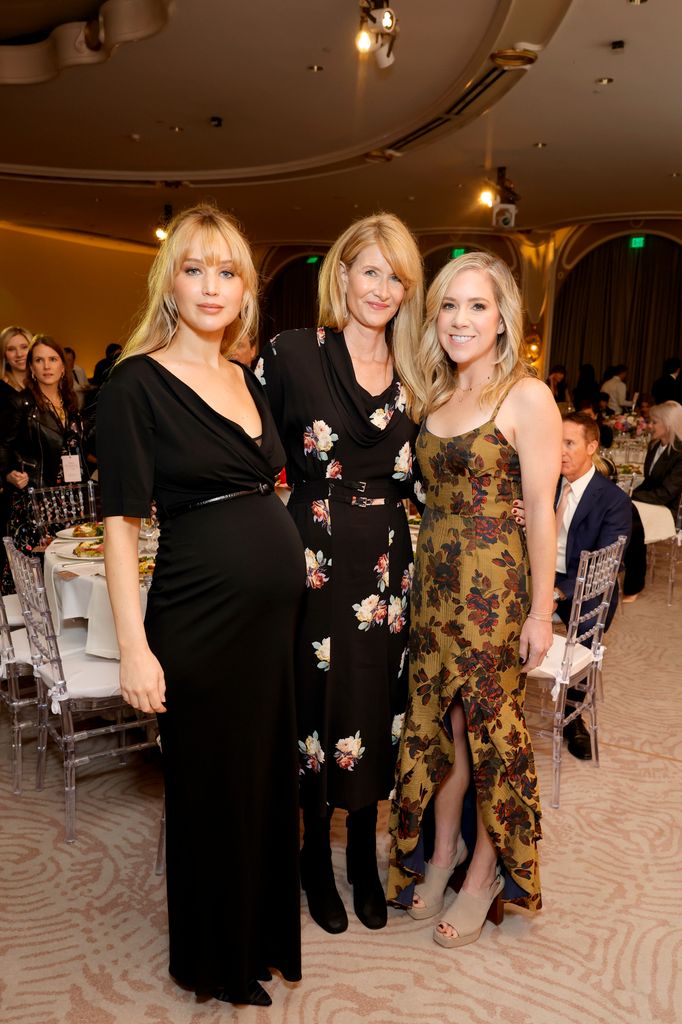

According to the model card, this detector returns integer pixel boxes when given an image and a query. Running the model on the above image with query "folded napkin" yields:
[56,562,103,580]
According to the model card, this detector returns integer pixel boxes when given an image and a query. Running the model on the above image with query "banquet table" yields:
[44,539,148,659]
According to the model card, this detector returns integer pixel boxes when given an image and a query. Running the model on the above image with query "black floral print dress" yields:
[259,327,423,813]
[387,411,543,911]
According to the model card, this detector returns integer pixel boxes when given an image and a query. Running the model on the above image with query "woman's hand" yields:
[519,616,553,672]
[7,470,29,489]
[119,644,166,714]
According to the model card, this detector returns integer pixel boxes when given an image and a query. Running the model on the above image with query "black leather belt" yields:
[166,482,273,519]
[289,478,403,508]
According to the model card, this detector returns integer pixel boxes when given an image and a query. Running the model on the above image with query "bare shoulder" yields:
[504,376,555,415]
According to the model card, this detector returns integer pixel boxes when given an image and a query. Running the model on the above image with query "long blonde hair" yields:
[651,400,682,450]
[317,212,423,365]
[119,204,259,362]
[0,325,32,380]
[397,251,531,421]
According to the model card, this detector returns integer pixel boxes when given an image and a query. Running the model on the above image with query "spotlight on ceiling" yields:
[355,2,399,68]
[479,189,496,208]
[154,203,173,242]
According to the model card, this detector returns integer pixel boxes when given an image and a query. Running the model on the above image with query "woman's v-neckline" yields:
[142,355,264,444]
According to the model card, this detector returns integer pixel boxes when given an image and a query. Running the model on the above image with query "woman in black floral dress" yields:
[388,252,561,949]
[259,213,423,934]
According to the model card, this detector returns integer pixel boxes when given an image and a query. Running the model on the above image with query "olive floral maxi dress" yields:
[387,409,543,911]
[258,328,422,813]
[97,356,305,998]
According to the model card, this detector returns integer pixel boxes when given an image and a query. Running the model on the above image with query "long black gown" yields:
[258,328,422,814]
[97,355,305,999]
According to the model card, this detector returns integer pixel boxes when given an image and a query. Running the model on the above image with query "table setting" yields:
[43,520,157,660]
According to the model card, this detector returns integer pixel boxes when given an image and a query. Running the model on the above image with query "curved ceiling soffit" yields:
[0,0,174,86]
[556,220,682,280]
[0,0,572,188]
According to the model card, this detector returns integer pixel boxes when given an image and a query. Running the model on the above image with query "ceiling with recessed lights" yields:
[0,0,679,246]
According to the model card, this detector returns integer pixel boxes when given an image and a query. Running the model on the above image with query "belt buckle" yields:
[352,495,373,508]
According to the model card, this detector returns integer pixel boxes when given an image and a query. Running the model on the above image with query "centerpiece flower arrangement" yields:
[611,413,649,437]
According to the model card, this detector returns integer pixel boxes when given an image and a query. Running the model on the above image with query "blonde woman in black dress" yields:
[258,213,424,934]
[98,206,304,1008]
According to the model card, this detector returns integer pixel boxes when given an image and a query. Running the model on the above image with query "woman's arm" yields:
[505,379,562,671]
[104,516,166,713]
[0,394,29,488]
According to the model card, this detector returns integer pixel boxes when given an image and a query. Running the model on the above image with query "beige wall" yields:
[0,224,155,376]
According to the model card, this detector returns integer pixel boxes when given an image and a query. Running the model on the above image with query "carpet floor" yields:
[1,572,680,1024]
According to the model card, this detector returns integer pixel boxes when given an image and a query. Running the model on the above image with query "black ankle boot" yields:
[301,807,348,934]
[345,803,387,930]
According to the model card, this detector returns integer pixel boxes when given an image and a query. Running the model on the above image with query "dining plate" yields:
[56,523,104,540]
[58,540,106,561]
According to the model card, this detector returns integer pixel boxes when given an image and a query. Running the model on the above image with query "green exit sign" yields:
[306,255,320,264]
[450,247,466,258]
[629,236,646,249]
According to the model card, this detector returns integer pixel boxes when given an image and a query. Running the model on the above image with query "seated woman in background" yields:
[623,400,682,600]
[0,335,86,589]
[546,363,572,408]
[0,325,31,406]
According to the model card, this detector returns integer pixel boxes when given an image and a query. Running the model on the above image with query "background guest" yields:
[601,364,628,414]
[63,346,89,409]
[651,356,682,405]
[623,400,682,600]
[0,325,31,406]
[0,335,86,589]
[91,342,122,387]
[546,363,572,408]
[572,363,600,413]
[513,412,632,759]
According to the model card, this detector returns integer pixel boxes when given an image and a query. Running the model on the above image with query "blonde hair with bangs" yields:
[317,212,423,369]
[119,204,258,362]
[397,251,531,421]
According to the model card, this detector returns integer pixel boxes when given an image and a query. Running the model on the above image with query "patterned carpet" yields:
[1,571,680,1024]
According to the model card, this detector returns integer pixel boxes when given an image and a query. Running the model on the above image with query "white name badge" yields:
[61,455,82,483]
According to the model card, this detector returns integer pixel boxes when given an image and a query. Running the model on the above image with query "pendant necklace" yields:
[453,374,491,403]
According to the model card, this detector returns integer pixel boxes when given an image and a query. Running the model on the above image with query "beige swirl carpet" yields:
[1,571,680,1024]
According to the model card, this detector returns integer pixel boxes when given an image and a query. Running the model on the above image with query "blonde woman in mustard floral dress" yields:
[259,214,424,936]
[389,251,561,948]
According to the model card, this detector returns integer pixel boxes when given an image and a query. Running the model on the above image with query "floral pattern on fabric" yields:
[312,637,331,671]
[305,548,331,589]
[374,552,389,592]
[334,732,365,771]
[392,441,413,481]
[304,420,339,462]
[353,594,387,630]
[388,421,542,913]
[299,732,325,774]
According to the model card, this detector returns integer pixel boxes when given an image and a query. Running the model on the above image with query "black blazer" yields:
[0,389,85,491]
[632,442,682,512]
[555,470,632,631]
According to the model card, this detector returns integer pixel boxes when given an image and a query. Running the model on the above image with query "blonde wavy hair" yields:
[396,251,531,421]
[0,325,32,378]
[317,212,423,360]
[651,400,682,450]
[119,204,258,362]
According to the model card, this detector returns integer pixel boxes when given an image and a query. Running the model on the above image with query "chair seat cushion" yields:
[3,593,24,629]
[527,633,596,681]
[36,651,121,700]
[3,624,88,675]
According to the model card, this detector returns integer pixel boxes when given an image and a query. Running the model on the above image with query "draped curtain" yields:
[551,234,682,395]
[259,256,325,352]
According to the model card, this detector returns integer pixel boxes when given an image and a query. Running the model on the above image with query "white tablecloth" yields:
[632,501,677,544]
[44,541,147,659]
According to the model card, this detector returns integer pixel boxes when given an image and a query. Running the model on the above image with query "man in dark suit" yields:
[651,357,682,406]
[514,412,632,759]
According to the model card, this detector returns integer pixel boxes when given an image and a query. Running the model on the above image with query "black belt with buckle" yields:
[289,478,403,508]
[166,482,273,520]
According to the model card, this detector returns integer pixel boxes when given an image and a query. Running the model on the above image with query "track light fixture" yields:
[478,168,520,229]
[355,2,399,69]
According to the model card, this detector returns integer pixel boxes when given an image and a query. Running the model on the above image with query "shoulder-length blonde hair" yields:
[397,251,531,421]
[651,400,682,449]
[120,204,259,362]
[0,325,32,378]
[317,212,423,362]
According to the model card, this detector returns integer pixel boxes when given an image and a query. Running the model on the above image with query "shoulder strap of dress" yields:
[490,378,523,421]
